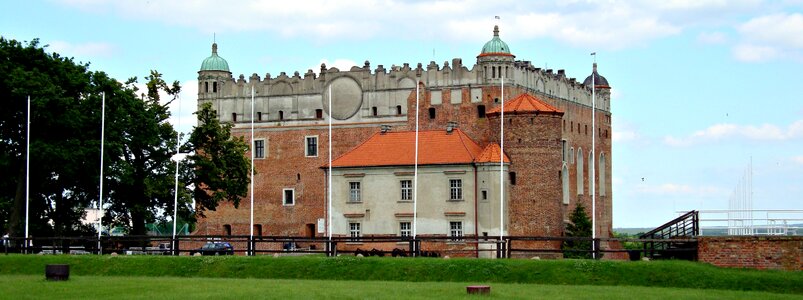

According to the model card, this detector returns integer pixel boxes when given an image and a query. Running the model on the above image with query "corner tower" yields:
[198,43,233,101]
[477,25,516,84]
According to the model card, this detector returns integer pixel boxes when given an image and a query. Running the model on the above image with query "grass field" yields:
[3,275,802,300]
[1,255,801,298]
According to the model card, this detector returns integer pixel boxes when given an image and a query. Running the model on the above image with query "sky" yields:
[2,0,802,228]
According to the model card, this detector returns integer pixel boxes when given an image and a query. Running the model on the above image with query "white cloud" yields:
[48,40,115,58]
[55,0,762,50]
[793,156,803,165]
[697,31,727,44]
[312,59,359,75]
[664,120,803,146]
[635,183,728,197]
[733,13,803,62]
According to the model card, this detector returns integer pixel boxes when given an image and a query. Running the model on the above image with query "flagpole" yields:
[172,93,181,254]
[97,92,105,254]
[500,75,505,242]
[25,96,31,253]
[249,85,255,255]
[590,53,597,259]
[413,81,420,241]
[327,85,333,242]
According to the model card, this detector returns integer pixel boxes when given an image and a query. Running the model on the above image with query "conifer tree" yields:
[562,203,593,259]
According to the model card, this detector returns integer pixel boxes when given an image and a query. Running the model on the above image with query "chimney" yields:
[446,121,458,134]
[380,124,392,134]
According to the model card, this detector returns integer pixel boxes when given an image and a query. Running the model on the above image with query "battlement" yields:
[198,56,611,126]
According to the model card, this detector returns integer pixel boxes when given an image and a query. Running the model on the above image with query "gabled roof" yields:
[486,93,563,116]
[475,144,510,163]
[327,128,506,168]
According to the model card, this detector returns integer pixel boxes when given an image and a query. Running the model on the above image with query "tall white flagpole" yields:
[172,94,181,253]
[97,92,105,254]
[500,75,505,242]
[25,96,31,252]
[327,85,333,242]
[413,81,420,240]
[249,85,255,255]
[590,53,597,259]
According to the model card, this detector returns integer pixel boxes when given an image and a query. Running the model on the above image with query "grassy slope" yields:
[3,275,803,300]
[0,255,800,294]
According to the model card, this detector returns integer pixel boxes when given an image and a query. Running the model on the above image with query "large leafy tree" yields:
[186,102,251,215]
[562,203,593,259]
[0,37,105,238]
[101,71,194,236]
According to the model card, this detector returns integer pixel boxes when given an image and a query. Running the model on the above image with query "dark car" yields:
[190,242,234,256]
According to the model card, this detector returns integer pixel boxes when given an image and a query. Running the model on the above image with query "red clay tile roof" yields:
[475,144,511,163]
[328,128,508,168]
[486,93,563,115]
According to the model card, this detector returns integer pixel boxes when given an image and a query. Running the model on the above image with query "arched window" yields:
[279,110,284,120]
[428,107,436,119]
[223,224,232,236]
[562,164,570,205]
[477,105,486,118]
[492,66,496,78]
[372,106,378,116]
[599,153,607,197]
[254,224,262,236]
[396,105,402,115]
[577,148,584,195]
[212,82,217,93]
[589,150,595,195]
[205,82,209,93]
[570,147,575,164]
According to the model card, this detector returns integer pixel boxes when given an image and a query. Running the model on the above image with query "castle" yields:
[194,26,613,251]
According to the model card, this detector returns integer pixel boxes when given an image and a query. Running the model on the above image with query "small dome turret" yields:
[583,63,609,88]
[479,25,513,56]
[200,43,230,72]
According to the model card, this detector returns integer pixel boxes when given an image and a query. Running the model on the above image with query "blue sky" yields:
[3,0,802,228]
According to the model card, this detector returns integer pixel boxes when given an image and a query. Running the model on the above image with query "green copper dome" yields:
[200,43,230,72]
[480,25,511,55]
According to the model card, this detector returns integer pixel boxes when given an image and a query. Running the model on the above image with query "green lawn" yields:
[3,275,801,300]
[1,254,801,297]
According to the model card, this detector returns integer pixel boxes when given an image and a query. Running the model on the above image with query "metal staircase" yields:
[640,211,699,260]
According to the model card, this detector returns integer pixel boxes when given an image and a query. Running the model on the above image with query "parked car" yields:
[190,242,234,256]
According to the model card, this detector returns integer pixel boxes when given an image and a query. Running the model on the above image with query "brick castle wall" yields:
[698,236,802,270]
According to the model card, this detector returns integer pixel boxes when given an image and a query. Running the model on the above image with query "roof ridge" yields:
[328,130,381,164]
[455,129,480,161]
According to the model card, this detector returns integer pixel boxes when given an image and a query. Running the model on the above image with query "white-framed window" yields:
[449,179,462,200]
[349,222,361,241]
[349,182,361,202]
[305,136,318,157]
[283,188,295,206]
[400,180,412,201]
[562,164,570,205]
[399,222,411,237]
[253,139,265,159]
[449,221,463,241]
[561,139,567,162]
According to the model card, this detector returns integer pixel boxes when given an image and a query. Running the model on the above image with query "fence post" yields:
[594,238,601,260]
[174,238,180,256]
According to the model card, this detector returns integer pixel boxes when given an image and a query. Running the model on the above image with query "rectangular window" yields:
[400,180,412,201]
[450,221,463,241]
[305,136,318,157]
[283,189,294,206]
[481,190,488,201]
[400,222,411,237]
[254,139,265,159]
[349,182,361,202]
[349,222,361,241]
[449,179,462,200]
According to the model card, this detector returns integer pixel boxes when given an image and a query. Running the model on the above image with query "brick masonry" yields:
[697,236,803,270]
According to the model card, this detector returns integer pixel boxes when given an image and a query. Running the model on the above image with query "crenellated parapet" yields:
[197,26,611,125]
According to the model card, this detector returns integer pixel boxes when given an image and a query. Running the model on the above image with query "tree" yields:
[562,203,593,259]
[0,37,107,239]
[185,102,251,216]
[101,71,194,236]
